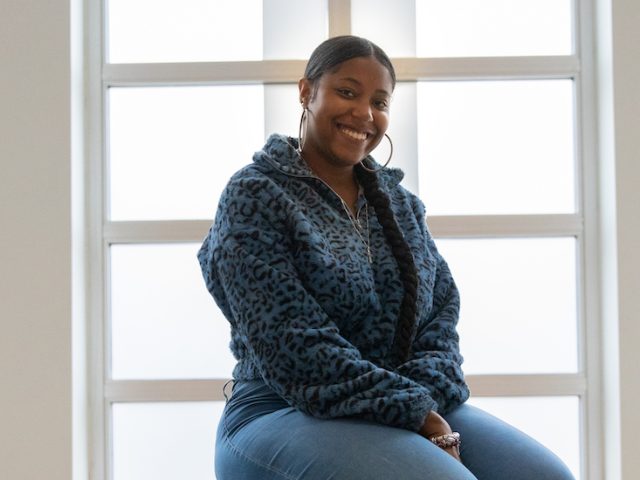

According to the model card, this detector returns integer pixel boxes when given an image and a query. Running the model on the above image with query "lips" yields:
[337,123,372,142]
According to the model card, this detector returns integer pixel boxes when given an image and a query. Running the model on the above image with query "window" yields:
[88,1,599,478]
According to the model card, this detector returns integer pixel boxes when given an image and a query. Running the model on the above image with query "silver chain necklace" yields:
[337,197,372,263]
[313,177,372,263]
[290,146,372,263]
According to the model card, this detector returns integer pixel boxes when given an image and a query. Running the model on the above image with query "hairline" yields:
[306,54,395,99]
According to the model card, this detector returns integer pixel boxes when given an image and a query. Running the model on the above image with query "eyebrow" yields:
[339,77,391,96]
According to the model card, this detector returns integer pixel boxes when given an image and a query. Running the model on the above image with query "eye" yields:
[374,98,390,110]
[337,88,355,98]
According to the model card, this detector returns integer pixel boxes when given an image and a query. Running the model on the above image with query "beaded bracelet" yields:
[429,432,461,449]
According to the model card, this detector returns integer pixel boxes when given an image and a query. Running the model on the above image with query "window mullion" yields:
[575,0,604,478]
[103,374,586,403]
[467,373,586,397]
[328,0,351,36]
[105,379,230,402]
[103,60,307,86]
[429,214,583,238]
[103,220,212,244]
[394,56,580,81]
[100,215,583,244]
[102,56,580,86]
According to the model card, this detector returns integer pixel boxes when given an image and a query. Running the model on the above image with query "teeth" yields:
[340,126,367,141]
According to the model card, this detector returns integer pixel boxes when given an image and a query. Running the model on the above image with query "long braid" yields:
[355,162,419,366]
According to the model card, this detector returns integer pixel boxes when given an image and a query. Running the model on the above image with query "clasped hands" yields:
[419,411,461,462]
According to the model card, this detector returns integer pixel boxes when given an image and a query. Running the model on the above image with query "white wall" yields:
[609,0,640,478]
[0,1,72,479]
[0,0,637,479]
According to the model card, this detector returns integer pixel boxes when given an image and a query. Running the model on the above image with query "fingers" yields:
[420,412,462,462]
[444,445,461,462]
[431,438,461,462]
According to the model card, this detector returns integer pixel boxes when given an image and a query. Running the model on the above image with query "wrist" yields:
[429,432,461,449]
[419,410,452,438]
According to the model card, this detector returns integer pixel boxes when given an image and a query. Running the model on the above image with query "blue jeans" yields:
[215,381,575,480]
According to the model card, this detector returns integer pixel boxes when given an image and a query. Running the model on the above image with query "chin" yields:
[328,152,366,168]
[330,145,372,167]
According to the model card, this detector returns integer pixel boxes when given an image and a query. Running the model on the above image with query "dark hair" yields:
[304,35,397,93]
[305,36,417,365]
[354,163,419,365]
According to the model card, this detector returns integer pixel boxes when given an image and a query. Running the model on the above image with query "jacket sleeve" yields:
[393,196,470,414]
[199,175,437,431]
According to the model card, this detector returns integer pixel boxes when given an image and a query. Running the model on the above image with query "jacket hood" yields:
[253,134,405,188]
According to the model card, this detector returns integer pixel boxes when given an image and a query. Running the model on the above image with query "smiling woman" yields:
[298,50,393,216]
[197,35,576,480]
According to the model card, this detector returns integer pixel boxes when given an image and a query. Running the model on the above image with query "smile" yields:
[338,124,370,142]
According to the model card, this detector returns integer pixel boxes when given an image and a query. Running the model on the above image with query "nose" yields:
[351,99,373,122]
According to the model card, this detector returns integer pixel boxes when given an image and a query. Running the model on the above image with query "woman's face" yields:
[299,56,393,170]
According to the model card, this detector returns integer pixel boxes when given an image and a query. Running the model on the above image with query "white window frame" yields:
[83,0,604,478]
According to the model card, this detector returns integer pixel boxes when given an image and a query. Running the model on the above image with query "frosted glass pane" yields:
[417,80,575,215]
[264,84,301,139]
[352,0,417,57]
[468,396,581,479]
[436,238,578,374]
[108,0,262,63]
[113,402,224,480]
[110,244,236,379]
[416,0,573,57]
[109,86,264,220]
[263,0,328,59]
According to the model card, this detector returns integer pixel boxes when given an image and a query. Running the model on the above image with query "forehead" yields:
[322,56,394,94]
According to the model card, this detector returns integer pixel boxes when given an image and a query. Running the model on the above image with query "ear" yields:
[298,78,312,108]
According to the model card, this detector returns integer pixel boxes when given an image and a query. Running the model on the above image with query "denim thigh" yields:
[215,381,575,480]
[444,404,575,480]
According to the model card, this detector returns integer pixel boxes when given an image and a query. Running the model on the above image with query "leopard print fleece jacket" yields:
[198,134,469,432]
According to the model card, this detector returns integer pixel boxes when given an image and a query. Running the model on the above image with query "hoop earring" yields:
[297,107,309,154]
[359,133,393,173]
